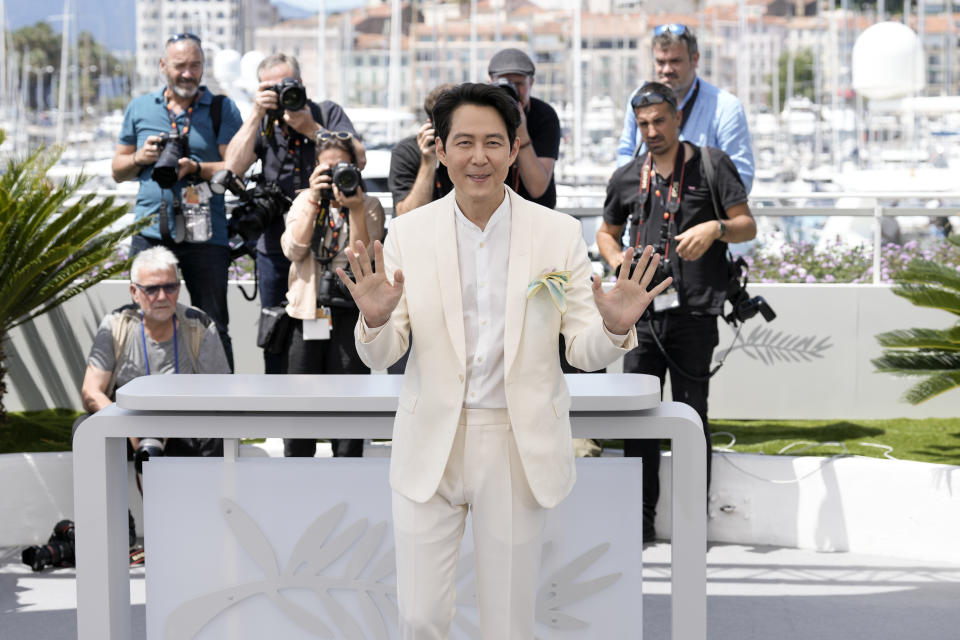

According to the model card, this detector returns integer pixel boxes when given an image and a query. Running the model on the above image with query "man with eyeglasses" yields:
[599,81,757,542]
[112,33,243,370]
[225,52,363,375]
[79,246,230,559]
[616,23,754,193]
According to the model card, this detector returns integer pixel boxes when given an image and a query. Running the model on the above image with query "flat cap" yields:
[488,48,535,77]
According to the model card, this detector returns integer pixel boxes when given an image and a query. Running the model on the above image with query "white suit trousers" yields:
[392,408,547,639]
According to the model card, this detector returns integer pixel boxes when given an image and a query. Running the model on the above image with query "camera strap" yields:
[140,312,178,375]
[633,145,687,260]
[163,90,199,140]
[310,199,346,267]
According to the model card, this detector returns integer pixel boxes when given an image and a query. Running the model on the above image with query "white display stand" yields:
[74,373,706,640]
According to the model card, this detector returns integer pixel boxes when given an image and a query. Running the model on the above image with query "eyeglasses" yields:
[166,33,201,45]
[316,130,353,142]
[133,282,181,297]
[653,23,688,37]
[631,88,677,110]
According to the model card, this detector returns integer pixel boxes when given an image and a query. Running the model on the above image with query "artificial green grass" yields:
[2,410,959,466]
[0,409,83,454]
[708,418,960,466]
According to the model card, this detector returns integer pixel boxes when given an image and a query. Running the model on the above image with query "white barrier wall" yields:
[5,282,957,418]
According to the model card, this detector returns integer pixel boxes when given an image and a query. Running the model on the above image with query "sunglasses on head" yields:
[631,89,677,110]
[653,23,688,37]
[316,130,353,142]
[134,282,181,297]
[166,33,201,45]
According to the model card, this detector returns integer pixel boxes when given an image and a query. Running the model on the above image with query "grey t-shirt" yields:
[88,313,230,393]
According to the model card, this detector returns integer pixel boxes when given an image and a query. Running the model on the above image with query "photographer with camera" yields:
[598,82,757,543]
[112,33,243,370]
[280,133,384,458]
[225,53,364,375]
[487,48,560,210]
[77,246,231,560]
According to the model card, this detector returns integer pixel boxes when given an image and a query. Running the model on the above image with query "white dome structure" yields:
[240,51,267,94]
[852,22,925,100]
[212,48,242,86]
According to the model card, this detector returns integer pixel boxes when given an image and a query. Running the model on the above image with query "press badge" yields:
[303,306,332,340]
[653,286,680,312]
[181,183,213,243]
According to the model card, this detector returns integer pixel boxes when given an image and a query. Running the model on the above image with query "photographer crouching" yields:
[280,133,384,457]
[597,82,757,543]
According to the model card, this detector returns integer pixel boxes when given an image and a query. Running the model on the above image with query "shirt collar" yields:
[677,77,699,110]
[453,187,511,234]
[153,85,212,106]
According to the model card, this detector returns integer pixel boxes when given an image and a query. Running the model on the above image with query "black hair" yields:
[431,82,521,148]
[315,135,358,165]
[632,81,678,115]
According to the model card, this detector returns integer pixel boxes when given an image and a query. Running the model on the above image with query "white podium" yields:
[73,373,705,639]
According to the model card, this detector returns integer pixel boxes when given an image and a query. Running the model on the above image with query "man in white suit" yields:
[338,83,671,639]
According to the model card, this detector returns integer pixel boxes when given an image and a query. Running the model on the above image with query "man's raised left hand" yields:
[591,245,673,335]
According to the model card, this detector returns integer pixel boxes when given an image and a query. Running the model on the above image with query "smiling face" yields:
[634,102,681,157]
[160,40,204,99]
[437,103,519,214]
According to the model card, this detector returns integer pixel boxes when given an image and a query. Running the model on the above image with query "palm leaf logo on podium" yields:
[164,500,624,639]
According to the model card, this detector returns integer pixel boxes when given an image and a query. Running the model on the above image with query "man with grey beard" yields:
[112,33,242,369]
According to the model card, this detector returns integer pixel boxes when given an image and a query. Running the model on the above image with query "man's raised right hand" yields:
[337,240,404,329]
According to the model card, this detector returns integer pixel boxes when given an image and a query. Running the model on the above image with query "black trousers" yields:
[284,307,368,457]
[623,312,718,534]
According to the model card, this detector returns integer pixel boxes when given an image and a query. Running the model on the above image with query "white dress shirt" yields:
[454,191,511,408]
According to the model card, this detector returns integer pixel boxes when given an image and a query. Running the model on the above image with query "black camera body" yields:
[210,169,292,251]
[21,519,75,571]
[491,77,521,104]
[616,253,673,290]
[267,77,308,118]
[327,162,362,198]
[724,256,776,326]
[151,131,191,189]
[316,268,358,309]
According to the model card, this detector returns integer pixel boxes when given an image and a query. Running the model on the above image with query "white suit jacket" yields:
[355,187,638,508]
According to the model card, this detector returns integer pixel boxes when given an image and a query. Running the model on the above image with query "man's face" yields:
[130,266,180,324]
[437,103,518,206]
[160,41,204,98]
[258,62,296,87]
[490,73,532,109]
[634,102,681,156]
[653,42,698,95]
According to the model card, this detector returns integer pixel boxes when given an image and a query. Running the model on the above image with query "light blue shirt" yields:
[118,86,243,245]
[616,77,755,193]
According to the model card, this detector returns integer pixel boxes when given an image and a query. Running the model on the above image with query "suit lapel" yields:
[435,193,467,368]
[504,188,532,376]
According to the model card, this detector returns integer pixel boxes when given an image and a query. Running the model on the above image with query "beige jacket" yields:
[281,190,385,320]
[356,188,638,508]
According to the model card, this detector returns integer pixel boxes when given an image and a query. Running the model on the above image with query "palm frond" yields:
[871,351,960,375]
[889,284,960,316]
[902,372,960,405]
[892,260,960,293]
[875,328,960,351]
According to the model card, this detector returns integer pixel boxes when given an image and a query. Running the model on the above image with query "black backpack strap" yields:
[211,94,226,138]
[309,100,329,130]
[700,145,725,222]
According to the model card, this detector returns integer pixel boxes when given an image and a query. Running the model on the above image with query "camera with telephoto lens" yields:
[210,169,292,253]
[491,77,521,104]
[326,162,362,198]
[724,255,776,326]
[267,77,308,119]
[151,131,191,189]
[21,519,75,571]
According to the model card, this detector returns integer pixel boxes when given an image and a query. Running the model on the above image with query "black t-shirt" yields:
[253,99,357,255]
[603,144,748,314]
[388,135,453,208]
[507,96,560,209]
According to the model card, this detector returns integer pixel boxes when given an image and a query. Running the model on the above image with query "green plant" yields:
[872,236,960,404]
[0,130,150,423]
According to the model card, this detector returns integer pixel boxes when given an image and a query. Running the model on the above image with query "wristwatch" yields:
[717,220,727,239]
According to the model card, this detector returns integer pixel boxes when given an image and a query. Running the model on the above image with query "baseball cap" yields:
[488,48,535,77]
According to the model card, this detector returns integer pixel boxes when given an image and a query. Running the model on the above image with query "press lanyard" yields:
[164,90,199,138]
[311,200,347,266]
[140,313,178,375]
[634,144,687,259]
